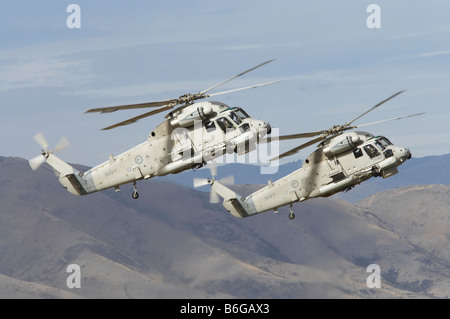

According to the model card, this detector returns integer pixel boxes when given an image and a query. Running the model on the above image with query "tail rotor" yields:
[29,132,70,171]
[193,162,234,203]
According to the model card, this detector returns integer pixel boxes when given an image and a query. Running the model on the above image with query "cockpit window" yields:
[240,123,250,133]
[364,144,381,158]
[353,147,363,159]
[374,140,386,151]
[234,108,250,119]
[374,137,393,151]
[229,111,242,125]
[216,117,235,133]
[205,120,216,132]
[379,137,392,147]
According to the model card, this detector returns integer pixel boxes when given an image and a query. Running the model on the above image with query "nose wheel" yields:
[132,182,139,199]
[288,204,295,220]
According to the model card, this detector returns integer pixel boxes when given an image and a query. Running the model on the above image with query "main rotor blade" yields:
[207,80,281,98]
[260,130,326,143]
[271,136,325,161]
[354,112,425,129]
[344,90,406,128]
[85,99,177,114]
[101,105,173,130]
[199,59,275,95]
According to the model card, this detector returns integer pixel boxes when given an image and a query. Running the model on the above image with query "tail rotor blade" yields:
[30,132,71,171]
[209,161,217,179]
[29,155,46,171]
[219,175,235,186]
[193,177,210,188]
[33,132,49,150]
[54,136,70,152]
[209,189,220,204]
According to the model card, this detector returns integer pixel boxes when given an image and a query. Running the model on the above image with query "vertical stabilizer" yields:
[211,181,258,218]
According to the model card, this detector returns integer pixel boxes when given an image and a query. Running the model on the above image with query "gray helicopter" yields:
[194,91,424,219]
[29,61,277,199]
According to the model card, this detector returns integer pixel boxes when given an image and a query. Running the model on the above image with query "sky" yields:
[1,0,449,168]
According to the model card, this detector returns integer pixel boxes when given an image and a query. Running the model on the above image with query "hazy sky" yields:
[1,0,449,167]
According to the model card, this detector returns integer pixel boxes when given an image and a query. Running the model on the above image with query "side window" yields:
[364,144,380,158]
[375,140,385,151]
[205,121,216,132]
[240,123,250,133]
[353,147,363,159]
[216,117,235,133]
[229,111,242,125]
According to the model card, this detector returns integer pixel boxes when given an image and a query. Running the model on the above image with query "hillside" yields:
[0,156,449,298]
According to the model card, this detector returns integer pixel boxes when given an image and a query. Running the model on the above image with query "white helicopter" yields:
[194,90,424,219]
[29,60,276,199]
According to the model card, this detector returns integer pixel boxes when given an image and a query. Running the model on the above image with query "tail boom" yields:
[46,153,97,196]
[212,182,260,218]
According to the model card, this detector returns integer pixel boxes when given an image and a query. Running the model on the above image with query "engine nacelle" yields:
[323,135,360,157]
[170,106,213,127]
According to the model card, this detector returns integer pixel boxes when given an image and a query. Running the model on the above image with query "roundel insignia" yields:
[291,180,299,188]
[135,155,143,165]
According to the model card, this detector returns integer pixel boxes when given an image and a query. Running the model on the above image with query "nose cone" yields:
[253,120,271,137]
[397,147,411,163]
[265,122,272,135]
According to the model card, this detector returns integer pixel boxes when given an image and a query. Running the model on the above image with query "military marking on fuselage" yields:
[105,169,117,177]
[264,192,276,200]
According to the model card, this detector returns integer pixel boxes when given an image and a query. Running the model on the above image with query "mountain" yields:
[0,156,449,299]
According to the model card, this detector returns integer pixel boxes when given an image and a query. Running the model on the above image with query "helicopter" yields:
[29,60,277,199]
[194,90,424,219]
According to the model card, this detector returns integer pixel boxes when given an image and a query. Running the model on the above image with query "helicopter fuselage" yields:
[214,131,411,218]
[52,101,271,196]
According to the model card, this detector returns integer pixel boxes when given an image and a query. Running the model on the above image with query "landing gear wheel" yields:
[288,204,295,220]
[131,181,139,199]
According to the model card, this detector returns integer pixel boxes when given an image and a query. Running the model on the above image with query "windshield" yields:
[374,137,392,151]
[380,137,392,146]
[234,108,250,119]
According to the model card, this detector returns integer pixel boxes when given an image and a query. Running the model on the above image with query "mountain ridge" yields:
[0,156,449,298]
